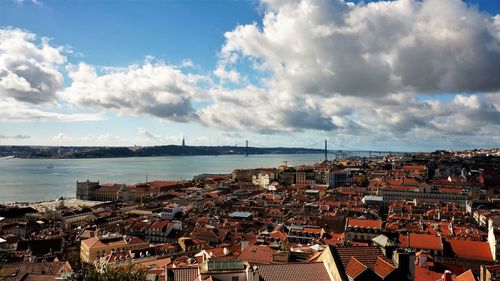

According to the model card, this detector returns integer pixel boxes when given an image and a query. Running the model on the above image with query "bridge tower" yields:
[324,139,328,162]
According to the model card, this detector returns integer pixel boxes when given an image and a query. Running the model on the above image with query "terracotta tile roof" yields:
[169,267,198,281]
[257,262,331,281]
[414,264,444,281]
[139,257,172,268]
[0,262,70,281]
[401,233,443,251]
[373,256,395,279]
[346,218,382,229]
[81,235,146,250]
[401,165,427,170]
[345,257,368,279]
[129,221,151,232]
[149,181,184,187]
[80,236,100,248]
[303,227,323,234]
[447,239,494,261]
[270,230,287,241]
[438,188,466,194]
[149,220,170,231]
[238,245,275,264]
[454,269,476,281]
[381,185,419,191]
[334,246,387,269]
[322,233,344,246]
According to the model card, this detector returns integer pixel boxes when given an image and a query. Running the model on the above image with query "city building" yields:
[80,234,149,262]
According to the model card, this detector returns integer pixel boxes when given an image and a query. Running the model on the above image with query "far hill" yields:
[0,145,326,159]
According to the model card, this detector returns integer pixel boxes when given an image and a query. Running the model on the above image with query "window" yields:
[232,277,239,281]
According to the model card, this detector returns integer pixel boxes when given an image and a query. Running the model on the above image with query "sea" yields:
[0,153,341,203]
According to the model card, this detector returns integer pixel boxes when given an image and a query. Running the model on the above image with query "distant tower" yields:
[245,140,248,157]
[324,139,328,162]
[182,137,185,147]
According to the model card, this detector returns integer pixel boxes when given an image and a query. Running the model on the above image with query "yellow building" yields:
[80,235,149,262]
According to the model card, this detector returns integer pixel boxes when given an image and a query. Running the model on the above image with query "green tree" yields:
[67,262,147,281]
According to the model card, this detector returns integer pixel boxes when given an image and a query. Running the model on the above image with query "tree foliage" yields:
[67,262,147,281]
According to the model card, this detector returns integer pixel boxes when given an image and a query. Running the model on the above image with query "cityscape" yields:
[1,0,499,281]
[0,148,499,281]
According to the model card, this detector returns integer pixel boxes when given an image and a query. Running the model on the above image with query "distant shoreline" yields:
[0,145,339,159]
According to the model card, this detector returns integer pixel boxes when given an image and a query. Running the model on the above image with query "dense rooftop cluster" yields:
[0,149,499,281]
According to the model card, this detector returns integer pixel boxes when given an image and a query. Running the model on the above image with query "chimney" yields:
[442,270,453,281]
[251,265,260,281]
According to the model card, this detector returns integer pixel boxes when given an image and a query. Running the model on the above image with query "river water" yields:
[0,154,333,203]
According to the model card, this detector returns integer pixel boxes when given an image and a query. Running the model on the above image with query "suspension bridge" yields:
[232,139,411,159]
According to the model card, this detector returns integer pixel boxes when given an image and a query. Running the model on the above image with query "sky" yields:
[0,0,499,151]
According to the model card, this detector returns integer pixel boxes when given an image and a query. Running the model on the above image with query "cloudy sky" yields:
[0,0,499,151]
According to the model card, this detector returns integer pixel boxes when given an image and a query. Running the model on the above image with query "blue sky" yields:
[1,1,261,67]
[0,0,499,151]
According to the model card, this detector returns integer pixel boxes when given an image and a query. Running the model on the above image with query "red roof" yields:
[373,256,395,279]
[303,227,323,234]
[381,185,419,191]
[257,262,331,281]
[149,181,184,187]
[345,257,367,279]
[347,218,382,229]
[270,230,287,241]
[447,239,493,261]
[401,165,427,170]
[454,269,476,281]
[414,264,444,281]
[238,245,275,264]
[438,188,465,194]
[149,220,170,231]
[403,233,443,251]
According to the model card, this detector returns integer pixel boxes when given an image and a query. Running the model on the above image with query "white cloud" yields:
[1,1,499,149]
[220,0,500,96]
[52,133,66,140]
[197,0,500,147]
[137,127,184,144]
[50,132,123,146]
[0,134,30,139]
[61,61,206,122]
[0,28,65,104]
[13,0,42,5]
[0,99,102,122]
[213,64,241,84]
